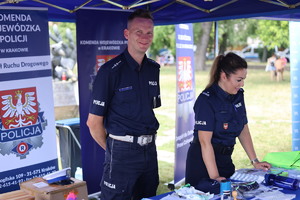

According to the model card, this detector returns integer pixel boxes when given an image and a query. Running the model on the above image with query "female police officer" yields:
[185,53,271,187]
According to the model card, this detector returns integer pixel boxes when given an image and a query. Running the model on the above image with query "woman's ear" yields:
[220,71,227,81]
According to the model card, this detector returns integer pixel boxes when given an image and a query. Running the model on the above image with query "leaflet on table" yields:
[235,183,296,200]
[230,168,267,183]
[230,167,300,184]
[142,185,217,200]
[42,167,71,183]
[252,189,296,200]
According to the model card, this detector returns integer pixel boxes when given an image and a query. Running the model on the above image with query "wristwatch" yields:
[251,158,259,165]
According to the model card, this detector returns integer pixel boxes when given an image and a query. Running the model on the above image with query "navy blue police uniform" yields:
[185,83,248,187]
[90,48,161,200]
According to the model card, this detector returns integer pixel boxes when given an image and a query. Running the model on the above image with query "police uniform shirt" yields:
[194,83,248,146]
[89,48,161,136]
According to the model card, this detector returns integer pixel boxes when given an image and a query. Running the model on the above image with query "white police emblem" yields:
[0,87,47,159]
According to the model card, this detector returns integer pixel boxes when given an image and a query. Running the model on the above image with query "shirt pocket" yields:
[116,86,136,104]
[149,85,161,108]
[215,110,240,136]
[215,111,231,129]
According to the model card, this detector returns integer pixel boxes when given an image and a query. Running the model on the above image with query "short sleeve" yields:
[194,94,215,131]
[242,97,248,125]
[89,66,112,116]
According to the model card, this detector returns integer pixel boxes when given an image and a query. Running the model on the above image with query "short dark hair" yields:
[127,9,153,27]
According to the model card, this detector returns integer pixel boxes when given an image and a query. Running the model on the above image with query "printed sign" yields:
[174,23,195,185]
[0,8,58,193]
[290,21,300,151]
[0,87,46,159]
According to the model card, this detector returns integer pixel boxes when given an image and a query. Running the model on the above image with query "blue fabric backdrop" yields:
[1,0,300,24]
[76,8,131,194]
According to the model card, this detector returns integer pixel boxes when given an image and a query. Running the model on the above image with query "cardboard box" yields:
[20,177,88,200]
[0,189,34,200]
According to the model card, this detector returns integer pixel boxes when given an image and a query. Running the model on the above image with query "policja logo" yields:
[0,87,47,159]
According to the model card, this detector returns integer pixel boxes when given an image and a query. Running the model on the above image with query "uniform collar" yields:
[123,48,147,71]
[212,83,235,101]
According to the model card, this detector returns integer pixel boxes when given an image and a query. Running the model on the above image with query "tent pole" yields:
[214,21,219,57]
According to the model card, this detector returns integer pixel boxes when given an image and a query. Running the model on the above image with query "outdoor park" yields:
[50,18,292,196]
[137,19,291,195]
[154,63,291,195]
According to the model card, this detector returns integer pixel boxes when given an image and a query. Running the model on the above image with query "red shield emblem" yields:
[96,55,117,72]
[223,123,228,130]
[178,56,193,92]
[0,87,38,130]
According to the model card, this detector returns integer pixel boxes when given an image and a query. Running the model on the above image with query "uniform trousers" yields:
[100,136,159,200]
[185,141,235,187]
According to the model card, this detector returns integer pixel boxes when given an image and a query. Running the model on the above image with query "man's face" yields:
[124,17,154,54]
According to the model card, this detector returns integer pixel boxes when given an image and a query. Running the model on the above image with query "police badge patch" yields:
[0,87,47,159]
[223,123,228,130]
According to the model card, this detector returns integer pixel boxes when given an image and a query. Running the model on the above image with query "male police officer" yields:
[87,9,161,200]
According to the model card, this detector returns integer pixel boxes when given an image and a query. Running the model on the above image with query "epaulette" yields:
[201,91,210,97]
[148,58,160,68]
[111,59,122,70]
[102,55,123,71]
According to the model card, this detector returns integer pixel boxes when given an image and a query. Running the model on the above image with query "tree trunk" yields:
[219,33,228,55]
[261,47,268,62]
[194,22,213,71]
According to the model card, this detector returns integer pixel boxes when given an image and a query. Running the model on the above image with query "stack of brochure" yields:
[42,167,71,184]
[230,168,267,183]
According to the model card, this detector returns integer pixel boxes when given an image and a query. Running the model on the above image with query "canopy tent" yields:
[1,0,300,24]
[1,0,299,196]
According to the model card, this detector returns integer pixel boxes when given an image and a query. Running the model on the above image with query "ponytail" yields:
[205,52,247,89]
[205,55,224,89]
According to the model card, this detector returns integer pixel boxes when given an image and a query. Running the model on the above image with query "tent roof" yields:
[1,0,300,24]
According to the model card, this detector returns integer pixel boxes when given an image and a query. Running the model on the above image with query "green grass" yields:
[155,64,292,195]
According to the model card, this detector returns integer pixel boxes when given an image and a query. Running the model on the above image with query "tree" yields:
[255,20,289,50]
[150,25,175,58]
[218,19,257,54]
[217,19,289,61]
[194,22,213,71]
[193,19,257,71]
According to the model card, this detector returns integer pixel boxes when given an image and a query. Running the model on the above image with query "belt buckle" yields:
[137,135,152,146]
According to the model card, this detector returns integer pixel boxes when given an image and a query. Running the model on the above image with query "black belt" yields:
[192,137,234,155]
[212,143,234,155]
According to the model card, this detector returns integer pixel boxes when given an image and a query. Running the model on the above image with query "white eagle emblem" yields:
[1,90,37,128]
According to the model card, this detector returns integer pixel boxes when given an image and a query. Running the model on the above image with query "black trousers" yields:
[185,141,235,187]
[100,137,159,200]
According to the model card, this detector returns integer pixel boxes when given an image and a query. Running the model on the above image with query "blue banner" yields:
[174,24,195,184]
[289,21,300,151]
[0,8,50,58]
[0,8,58,193]
[76,8,131,194]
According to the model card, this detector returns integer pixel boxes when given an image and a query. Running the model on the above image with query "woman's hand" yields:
[214,176,227,182]
[253,161,272,171]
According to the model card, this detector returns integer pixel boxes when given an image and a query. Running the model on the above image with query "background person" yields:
[185,53,271,188]
[275,56,287,81]
[87,9,161,200]
[265,53,277,81]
